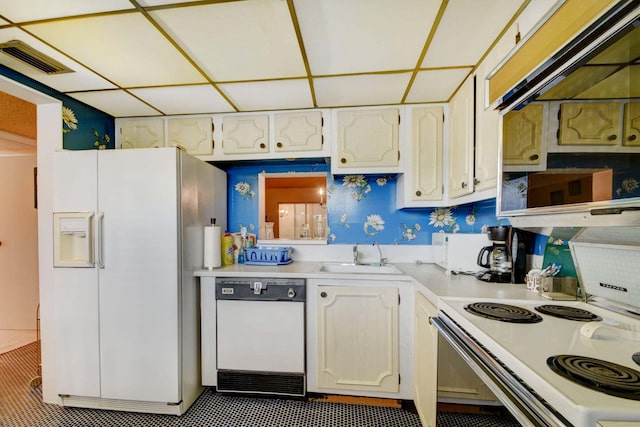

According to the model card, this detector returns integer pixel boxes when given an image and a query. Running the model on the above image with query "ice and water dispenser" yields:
[53,212,94,267]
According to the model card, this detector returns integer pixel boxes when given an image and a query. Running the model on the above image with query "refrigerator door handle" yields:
[96,212,105,269]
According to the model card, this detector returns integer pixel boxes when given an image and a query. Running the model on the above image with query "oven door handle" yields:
[430,314,571,427]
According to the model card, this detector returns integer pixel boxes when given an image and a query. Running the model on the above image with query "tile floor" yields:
[1,342,522,426]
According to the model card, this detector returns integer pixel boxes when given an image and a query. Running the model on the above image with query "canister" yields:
[221,231,234,266]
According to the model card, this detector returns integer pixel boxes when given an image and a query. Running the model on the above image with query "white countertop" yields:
[194,261,542,306]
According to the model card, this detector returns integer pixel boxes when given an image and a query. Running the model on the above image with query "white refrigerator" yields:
[51,147,226,414]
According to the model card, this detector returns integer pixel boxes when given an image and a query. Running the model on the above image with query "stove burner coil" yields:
[535,305,602,322]
[464,302,543,323]
[548,354,640,400]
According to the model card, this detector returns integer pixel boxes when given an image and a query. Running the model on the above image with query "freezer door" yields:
[97,148,181,402]
[52,150,101,397]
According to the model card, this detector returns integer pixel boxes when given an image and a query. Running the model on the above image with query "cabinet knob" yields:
[461,182,467,189]
[529,154,539,161]
[320,291,327,298]
[607,135,617,141]
[340,158,347,164]
[260,143,266,149]
[276,142,283,148]
[629,135,638,142]
[473,178,480,185]
[415,190,422,197]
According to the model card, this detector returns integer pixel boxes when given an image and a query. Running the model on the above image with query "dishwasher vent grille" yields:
[217,370,305,397]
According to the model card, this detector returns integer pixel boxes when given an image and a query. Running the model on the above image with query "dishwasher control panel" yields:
[215,277,306,302]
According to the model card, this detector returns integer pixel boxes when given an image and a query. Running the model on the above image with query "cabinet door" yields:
[474,22,518,191]
[503,104,544,166]
[448,75,475,198]
[559,102,620,146]
[317,285,399,393]
[274,111,323,152]
[120,119,165,149]
[414,292,438,427]
[624,102,640,146]
[336,108,400,169]
[222,114,269,154]
[168,117,213,155]
[409,107,443,201]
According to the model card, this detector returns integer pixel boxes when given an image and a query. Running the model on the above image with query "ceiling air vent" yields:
[0,40,73,74]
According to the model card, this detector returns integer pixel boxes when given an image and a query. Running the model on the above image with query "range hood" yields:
[490,0,640,112]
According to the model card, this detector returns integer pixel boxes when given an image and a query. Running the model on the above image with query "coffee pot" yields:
[477,243,511,274]
[476,225,520,283]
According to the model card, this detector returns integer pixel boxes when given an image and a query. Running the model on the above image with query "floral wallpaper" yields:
[225,161,505,245]
[1,64,114,150]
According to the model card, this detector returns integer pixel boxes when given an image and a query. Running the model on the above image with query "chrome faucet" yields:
[373,241,387,266]
[352,243,359,265]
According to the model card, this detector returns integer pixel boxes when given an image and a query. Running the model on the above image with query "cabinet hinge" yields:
[321,116,324,127]
[397,151,400,161]
[398,114,401,125]
[398,374,401,385]
[398,294,401,305]
[321,134,324,146]
[556,128,560,141]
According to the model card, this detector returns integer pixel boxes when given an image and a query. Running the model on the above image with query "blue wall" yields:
[1,65,114,150]
[224,160,506,245]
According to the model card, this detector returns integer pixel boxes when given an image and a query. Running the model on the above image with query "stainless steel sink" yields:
[315,263,403,275]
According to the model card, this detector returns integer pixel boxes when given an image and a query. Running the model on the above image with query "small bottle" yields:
[237,227,247,264]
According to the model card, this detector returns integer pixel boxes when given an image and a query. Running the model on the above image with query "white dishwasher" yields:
[215,277,306,396]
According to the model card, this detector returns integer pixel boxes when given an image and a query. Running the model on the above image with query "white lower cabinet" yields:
[414,292,438,427]
[316,284,399,393]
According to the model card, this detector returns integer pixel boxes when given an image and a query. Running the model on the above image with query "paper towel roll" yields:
[204,225,221,269]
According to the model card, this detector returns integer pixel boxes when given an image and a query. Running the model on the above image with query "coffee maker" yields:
[476,226,527,283]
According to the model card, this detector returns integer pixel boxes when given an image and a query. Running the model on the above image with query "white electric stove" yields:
[433,228,640,427]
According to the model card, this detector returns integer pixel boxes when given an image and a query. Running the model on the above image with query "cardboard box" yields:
[527,168,612,208]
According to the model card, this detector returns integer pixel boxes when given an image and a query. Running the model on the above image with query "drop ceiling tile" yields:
[314,73,412,107]
[577,65,640,99]
[219,79,313,111]
[295,0,441,75]
[137,0,196,6]
[150,0,306,81]
[130,85,235,115]
[68,90,162,117]
[0,0,133,22]
[0,28,116,92]
[422,0,525,68]
[24,13,206,87]
[405,68,471,103]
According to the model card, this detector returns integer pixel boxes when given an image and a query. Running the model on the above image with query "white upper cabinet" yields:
[503,103,546,171]
[222,114,270,155]
[332,107,401,174]
[120,119,165,149]
[448,75,475,199]
[624,102,640,146]
[167,117,213,156]
[397,106,444,208]
[475,22,521,192]
[558,102,621,146]
[274,111,323,152]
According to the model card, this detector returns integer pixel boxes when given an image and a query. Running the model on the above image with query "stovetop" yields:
[439,297,640,425]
